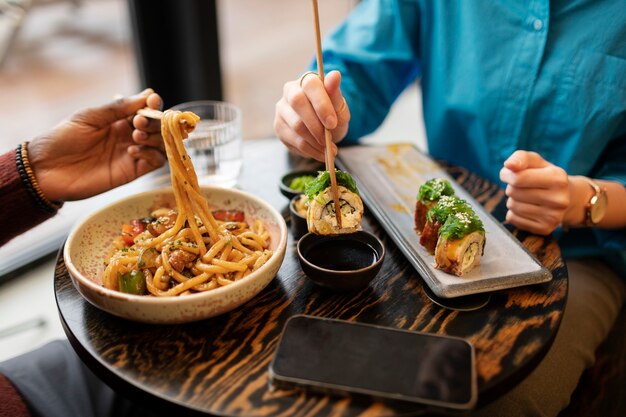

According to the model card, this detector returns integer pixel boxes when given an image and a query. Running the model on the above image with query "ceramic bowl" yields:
[289,194,309,240]
[63,186,288,324]
[297,231,385,292]
[279,169,319,200]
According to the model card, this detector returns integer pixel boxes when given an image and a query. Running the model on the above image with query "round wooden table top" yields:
[54,139,567,417]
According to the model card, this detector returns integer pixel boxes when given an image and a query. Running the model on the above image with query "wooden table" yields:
[54,138,567,417]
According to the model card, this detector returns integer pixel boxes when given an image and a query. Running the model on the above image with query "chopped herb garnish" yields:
[304,169,359,200]
[426,196,473,225]
[418,178,455,203]
[439,210,485,239]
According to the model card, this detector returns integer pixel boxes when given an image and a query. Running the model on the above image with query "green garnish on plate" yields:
[289,175,316,192]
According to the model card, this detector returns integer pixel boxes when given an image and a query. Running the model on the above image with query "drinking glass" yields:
[172,100,242,187]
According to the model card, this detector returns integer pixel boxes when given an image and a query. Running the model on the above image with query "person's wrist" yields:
[562,176,592,228]
[16,142,63,213]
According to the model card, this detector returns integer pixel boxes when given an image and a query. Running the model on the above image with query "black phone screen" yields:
[269,315,476,409]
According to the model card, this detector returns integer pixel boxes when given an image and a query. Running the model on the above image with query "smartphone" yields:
[268,315,477,410]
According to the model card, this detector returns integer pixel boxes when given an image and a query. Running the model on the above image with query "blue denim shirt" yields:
[318,0,626,269]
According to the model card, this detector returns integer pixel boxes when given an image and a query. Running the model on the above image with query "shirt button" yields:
[533,19,543,31]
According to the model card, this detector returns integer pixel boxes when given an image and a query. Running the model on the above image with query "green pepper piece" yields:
[118,270,147,295]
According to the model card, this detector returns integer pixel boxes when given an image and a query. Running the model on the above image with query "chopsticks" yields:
[137,107,164,120]
[310,0,342,229]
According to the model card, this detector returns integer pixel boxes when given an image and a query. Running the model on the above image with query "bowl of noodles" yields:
[64,185,288,324]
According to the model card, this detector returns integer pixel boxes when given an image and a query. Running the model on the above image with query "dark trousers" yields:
[0,339,160,417]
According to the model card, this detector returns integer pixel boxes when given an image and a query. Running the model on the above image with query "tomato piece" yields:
[121,224,135,245]
[212,210,245,222]
[121,219,145,246]
[130,219,145,234]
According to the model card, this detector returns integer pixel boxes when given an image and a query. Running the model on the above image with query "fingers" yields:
[325,71,351,132]
[503,150,550,171]
[505,184,570,209]
[74,88,156,128]
[132,128,164,151]
[274,70,349,161]
[274,100,326,162]
[505,210,558,236]
[286,78,326,145]
[500,150,571,235]
[128,145,166,176]
[505,198,563,234]
[145,92,163,110]
[132,91,163,149]
[299,70,348,132]
[500,165,568,189]
[504,178,570,234]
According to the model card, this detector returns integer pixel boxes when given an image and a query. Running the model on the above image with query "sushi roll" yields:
[414,178,455,233]
[434,210,485,276]
[420,196,470,254]
[305,170,364,235]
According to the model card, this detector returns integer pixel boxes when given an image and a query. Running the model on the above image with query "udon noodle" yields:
[103,110,272,296]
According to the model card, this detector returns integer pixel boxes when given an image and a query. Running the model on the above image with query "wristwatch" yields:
[582,177,608,226]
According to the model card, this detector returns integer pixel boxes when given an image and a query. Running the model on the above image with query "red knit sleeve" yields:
[0,373,31,417]
[0,149,58,246]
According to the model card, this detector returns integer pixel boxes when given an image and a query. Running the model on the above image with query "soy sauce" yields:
[305,239,378,271]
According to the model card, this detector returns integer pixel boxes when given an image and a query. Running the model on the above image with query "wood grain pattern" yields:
[54,139,567,416]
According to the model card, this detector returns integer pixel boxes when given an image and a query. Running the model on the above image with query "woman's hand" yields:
[274,70,350,161]
[499,150,571,235]
[28,89,164,202]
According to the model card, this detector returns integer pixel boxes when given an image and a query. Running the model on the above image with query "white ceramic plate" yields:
[338,144,551,298]
[63,186,288,323]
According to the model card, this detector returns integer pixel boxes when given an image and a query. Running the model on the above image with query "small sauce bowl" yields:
[297,231,385,291]
[279,170,319,200]
[289,195,309,240]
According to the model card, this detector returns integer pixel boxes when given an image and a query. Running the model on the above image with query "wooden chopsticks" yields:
[310,0,342,228]
[137,107,164,120]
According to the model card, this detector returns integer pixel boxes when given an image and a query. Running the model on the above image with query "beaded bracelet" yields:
[15,142,62,214]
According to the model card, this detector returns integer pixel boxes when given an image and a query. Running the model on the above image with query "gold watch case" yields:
[583,178,608,226]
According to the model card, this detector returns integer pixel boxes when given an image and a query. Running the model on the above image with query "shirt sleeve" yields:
[314,0,422,142]
[0,149,58,247]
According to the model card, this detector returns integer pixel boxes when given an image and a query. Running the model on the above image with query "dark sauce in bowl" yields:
[297,231,385,291]
[304,239,378,271]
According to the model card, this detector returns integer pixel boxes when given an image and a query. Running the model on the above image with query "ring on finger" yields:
[336,97,347,114]
[298,71,319,88]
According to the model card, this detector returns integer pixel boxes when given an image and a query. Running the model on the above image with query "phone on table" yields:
[268,315,477,410]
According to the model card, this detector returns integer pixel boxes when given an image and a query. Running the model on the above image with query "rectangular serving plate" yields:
[337,144,552,298]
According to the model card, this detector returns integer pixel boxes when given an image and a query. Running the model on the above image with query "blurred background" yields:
[0,0,356,144]
[0,0,421,360]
